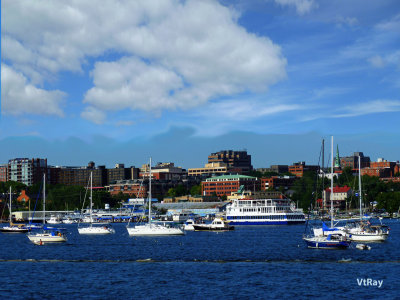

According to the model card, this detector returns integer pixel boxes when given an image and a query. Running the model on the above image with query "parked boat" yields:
[126,158,184,236]
[78,172,115,235]
[0,186,31,233]
[345,156,389,242]
[303,136,351,249]
[27,174,67,244]
[226,193,305,225]
[47,214,62,224]
[192,218,234,231]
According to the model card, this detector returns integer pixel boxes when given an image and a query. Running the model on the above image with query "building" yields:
[0,164,7,182]
[340,152,370,169]
[49,161,106,186]
[260,176,297,191]
[188,162,230,178]
[107,164,140,184]
[163,195,219,203]
[106,180,148,198]
[288,162,319,177]
[369,159,398,177]
[140,162,186,180]
[7,158,47,186]
[208,150,253,174]
[360,167,391,178]
[322,185,352,210]
[256,165,289,174]
[201,174,259,197]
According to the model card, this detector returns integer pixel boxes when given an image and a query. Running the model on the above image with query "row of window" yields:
[227,215,304,220]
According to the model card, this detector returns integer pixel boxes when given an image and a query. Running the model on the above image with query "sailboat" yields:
[27,174,67,244]
[127,158,184,236]
[303,136,351,249]
[0,187,31,233]
[78,172,115,235]
[344,156,390,242]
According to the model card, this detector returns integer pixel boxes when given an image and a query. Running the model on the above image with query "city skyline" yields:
[1,1,399,168]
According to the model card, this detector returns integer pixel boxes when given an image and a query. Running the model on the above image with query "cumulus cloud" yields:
[1,64,65,116]
[2,0,287,123]
[80,106,106,124]
[274,0,316,15]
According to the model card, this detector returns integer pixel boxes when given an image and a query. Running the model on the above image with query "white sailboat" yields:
[78,172,115,235]
[27,174,67,244]
[303,136,351,249]
[344,156,389,242]
[0,186,30,233]
[127,158,184,236]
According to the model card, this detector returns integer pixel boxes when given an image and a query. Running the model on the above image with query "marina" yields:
[0,220,399,298]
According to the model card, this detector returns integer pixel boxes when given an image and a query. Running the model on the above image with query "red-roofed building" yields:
[323,185,352,210]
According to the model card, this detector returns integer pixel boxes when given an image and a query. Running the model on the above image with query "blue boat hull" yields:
[304,240,351,249]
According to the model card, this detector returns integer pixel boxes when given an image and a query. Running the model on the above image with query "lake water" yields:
[0,220,399,299]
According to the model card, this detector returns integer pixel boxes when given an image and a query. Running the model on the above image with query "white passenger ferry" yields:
[226,197,305,225]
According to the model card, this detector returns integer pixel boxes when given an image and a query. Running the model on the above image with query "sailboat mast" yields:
[9,186,12,224]
[43,173,46,224]
[358,155,362,220]
[148,157,152,225]
[330,136,334,228]
[90,171,93,225]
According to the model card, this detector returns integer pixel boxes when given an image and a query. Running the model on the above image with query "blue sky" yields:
[1,0,399,168]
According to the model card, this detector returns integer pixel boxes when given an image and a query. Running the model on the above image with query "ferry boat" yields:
[226,197,305,225]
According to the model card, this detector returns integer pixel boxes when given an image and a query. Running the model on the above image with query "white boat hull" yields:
[78,225,115,235]
[28,233,67,243]
[349,233,388,242]
[127,224,184,236]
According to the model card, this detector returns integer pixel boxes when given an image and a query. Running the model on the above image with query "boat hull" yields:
[303,237,350,249]
[127,224,184,236]
[78,226,115,235]
[0,226,30,233]
[192,225,234,231]
[349,233,388,242]
[27,233,67,243]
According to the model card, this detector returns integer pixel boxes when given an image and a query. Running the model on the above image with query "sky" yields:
[1,0,399,169]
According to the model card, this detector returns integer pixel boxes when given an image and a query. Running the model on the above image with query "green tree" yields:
[190,184,202,196]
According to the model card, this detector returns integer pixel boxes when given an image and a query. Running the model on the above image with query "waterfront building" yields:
[201,174,259,197]
[288,162,319,177]
[7,158,47,186]
[163,195,219,203]
[106,180,148,198]
[208,150,253,174]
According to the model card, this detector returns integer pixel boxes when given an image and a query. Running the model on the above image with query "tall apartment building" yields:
[107,164,140,184]
[340,152,370,169]
[7,158,47,186]
[208,150,253,174]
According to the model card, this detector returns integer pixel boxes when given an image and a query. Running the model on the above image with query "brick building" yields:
[260,176,297,191]
[201,175,259,197]
[49,162,106,186]
[0,164,7,182]
[288,162,319,177]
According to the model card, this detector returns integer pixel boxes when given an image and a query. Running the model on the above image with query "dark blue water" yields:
[1,220,399,299]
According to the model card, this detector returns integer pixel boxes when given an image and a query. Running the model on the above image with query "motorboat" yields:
[47,215,62,224]
[183,219,196,231]
[192,218,234,231]
[345,222,389,242]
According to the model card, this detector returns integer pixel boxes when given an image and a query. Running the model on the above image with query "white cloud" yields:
[334,99,400,118]
[1,64,65,116]
[274,0,316,15]
[368,55,385,68]
[80,106,106,125]
[2,0,287,123]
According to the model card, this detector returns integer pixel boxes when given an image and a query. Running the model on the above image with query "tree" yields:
[190,184,202,196]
